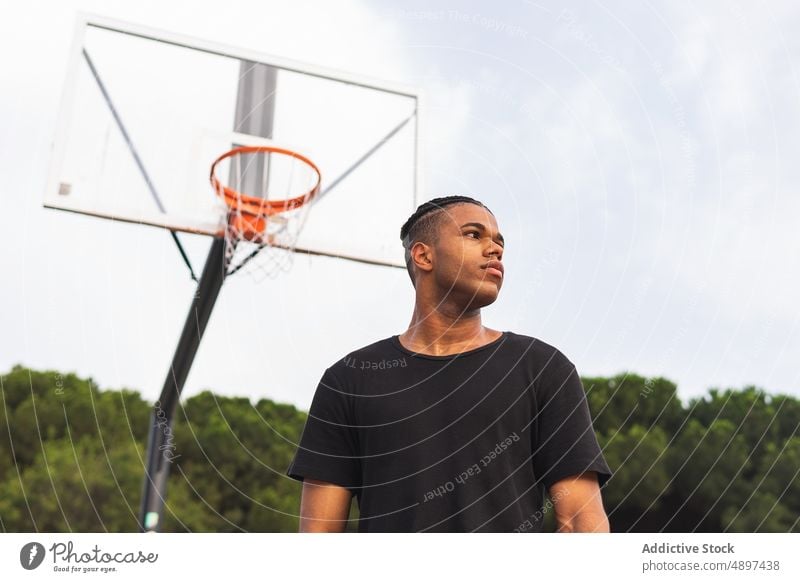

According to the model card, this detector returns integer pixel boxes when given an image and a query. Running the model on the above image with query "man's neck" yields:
[399,303,500,356]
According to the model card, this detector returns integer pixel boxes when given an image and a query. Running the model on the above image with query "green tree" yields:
[688,387,782,469]
[722,492,797,533]
[668,418,752,530]
[599,424,672,530]
[0,435,143,531]
[583,372,685,438]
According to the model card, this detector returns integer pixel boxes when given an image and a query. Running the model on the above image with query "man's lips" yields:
[481,260,504,279]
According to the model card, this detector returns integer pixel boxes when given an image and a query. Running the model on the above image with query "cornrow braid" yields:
[399,195,492,245]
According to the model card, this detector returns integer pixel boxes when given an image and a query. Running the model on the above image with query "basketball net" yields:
[210,146,321,281]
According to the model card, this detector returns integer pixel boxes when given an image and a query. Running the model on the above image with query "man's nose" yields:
[486,240,503,257]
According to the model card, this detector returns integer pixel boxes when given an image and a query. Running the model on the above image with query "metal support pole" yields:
[138,235,228,532]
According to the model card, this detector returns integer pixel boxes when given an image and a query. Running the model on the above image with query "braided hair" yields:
[399,195,493,287]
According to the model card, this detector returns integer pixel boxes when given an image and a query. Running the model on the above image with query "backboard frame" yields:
[44,13,424,268]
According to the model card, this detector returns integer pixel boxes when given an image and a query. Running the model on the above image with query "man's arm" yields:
[548,471,610,533]
[298,478,354,532]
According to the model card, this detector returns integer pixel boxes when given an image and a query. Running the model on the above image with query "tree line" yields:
[0,365,797,532]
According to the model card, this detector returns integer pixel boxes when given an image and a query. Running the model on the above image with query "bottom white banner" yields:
[1,533,796,581]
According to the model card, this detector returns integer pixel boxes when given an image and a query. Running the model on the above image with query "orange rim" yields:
[209,145,321,218]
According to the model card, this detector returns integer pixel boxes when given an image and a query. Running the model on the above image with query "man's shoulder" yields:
[503,331,576,370]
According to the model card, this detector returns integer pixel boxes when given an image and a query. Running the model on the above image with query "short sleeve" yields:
[286,367,361,493]
[532,362,612,490]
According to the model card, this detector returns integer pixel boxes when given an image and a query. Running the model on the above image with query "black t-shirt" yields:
[286,331,612,532]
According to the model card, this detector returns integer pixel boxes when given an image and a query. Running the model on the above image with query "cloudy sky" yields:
[2,0,799,410]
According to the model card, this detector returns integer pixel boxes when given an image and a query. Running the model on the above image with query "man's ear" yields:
[410,241,434,275]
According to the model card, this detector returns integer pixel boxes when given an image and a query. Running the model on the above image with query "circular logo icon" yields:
[19,542,46,570]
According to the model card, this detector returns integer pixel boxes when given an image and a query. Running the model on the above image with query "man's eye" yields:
[466,231,480,239]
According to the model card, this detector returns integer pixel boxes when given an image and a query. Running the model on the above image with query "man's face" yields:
[427,203,505,309]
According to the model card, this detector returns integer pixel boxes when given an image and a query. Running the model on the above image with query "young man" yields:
[286,195,612,532]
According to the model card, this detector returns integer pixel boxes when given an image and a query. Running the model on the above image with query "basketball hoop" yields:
[209,145,321,278]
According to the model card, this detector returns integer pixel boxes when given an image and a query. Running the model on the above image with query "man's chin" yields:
[467,288,500,310]
[441,279,501,309]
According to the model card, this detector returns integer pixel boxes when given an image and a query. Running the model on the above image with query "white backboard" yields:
[45,14,421,268]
